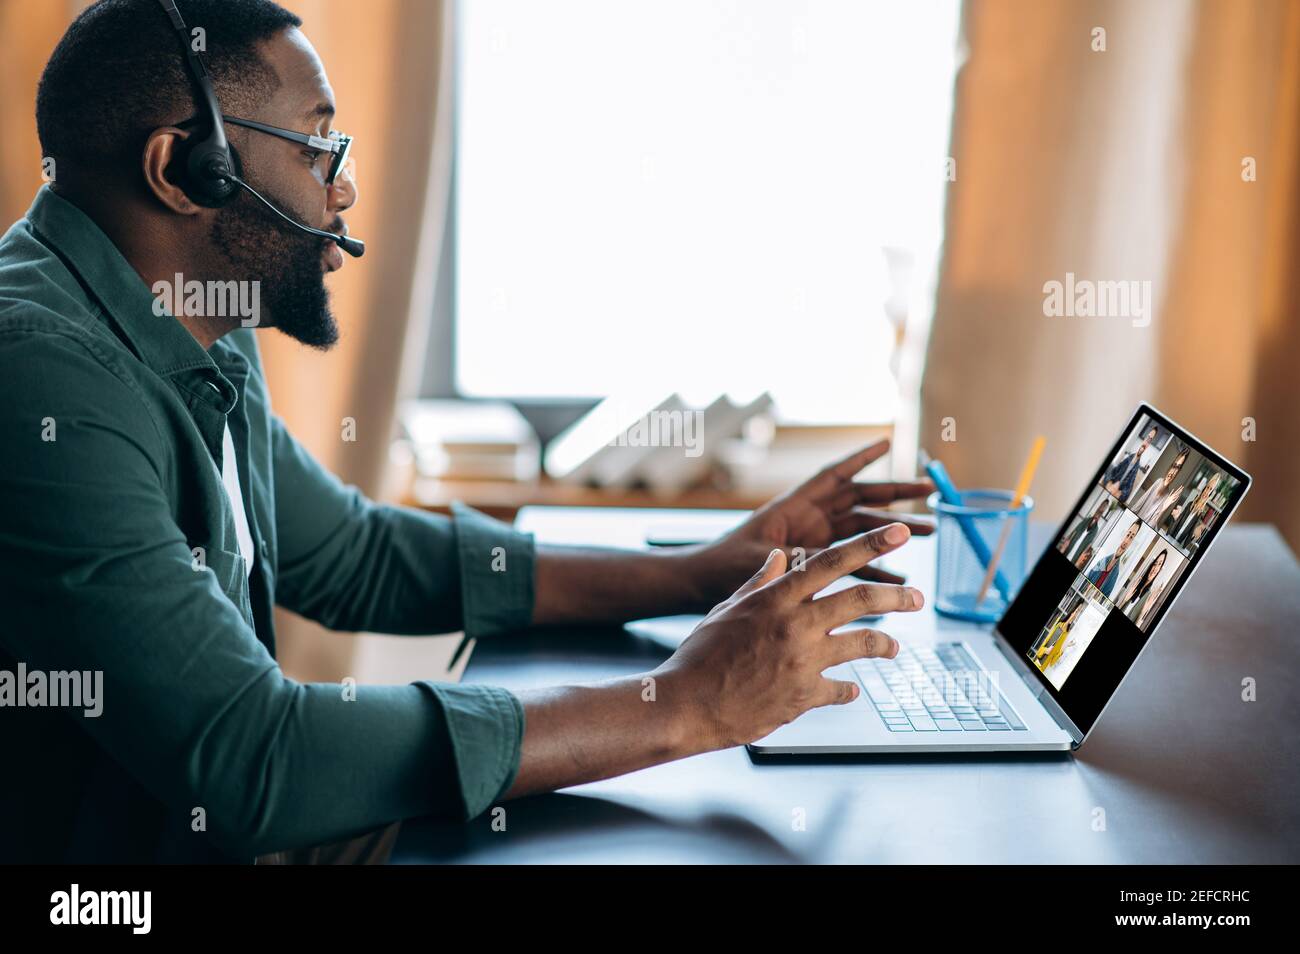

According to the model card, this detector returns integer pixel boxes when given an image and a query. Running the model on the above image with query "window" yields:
[447,0,960,424]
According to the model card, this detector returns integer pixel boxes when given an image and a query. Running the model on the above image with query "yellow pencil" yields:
[975,435,1046,607]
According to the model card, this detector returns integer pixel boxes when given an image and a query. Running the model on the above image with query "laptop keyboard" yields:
[852,642,1027,732]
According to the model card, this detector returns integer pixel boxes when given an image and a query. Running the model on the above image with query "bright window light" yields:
[456,0,960,423]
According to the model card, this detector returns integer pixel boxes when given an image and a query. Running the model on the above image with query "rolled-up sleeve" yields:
[272,417,537,639]
[266,423,535,824]
[267,424,537,822]
[424,504,533,816]
[451,500,536,639]
[421,682,525,818]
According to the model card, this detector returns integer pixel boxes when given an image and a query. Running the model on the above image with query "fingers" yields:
[823,627,902,668]
[809,581,923,632]
[852,564,906,585]
[829,506,935,541]
[815,677,862,708]
[732,548,788,600]
[828,479,935,513]
[771,523,912,602]
[796,438,892,502]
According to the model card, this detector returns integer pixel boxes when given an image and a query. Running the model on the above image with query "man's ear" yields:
[142,128,203,215]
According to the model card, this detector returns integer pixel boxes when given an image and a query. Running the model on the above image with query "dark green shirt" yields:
[0,187,534,863]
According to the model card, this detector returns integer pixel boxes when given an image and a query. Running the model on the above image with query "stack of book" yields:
[400,400,540,482]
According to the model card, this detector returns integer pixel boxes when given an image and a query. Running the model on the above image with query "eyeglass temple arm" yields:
[222,116,340,152]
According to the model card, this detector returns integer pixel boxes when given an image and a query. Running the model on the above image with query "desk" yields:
[393,509,1300,864]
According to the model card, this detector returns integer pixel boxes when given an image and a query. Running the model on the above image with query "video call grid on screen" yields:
[997,403,1251,736]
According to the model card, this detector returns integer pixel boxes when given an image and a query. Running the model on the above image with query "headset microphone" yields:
[230,173,366,258]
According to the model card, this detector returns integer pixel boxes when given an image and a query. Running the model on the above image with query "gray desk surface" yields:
[393,509,1300,864]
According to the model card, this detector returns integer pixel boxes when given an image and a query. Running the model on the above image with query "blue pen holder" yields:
[928,489,1033,623]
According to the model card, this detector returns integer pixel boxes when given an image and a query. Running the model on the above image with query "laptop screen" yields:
[996,403,1251,737]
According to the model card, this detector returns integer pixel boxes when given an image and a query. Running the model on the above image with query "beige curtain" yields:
[0,0,453,680]
[922,0,1300,553]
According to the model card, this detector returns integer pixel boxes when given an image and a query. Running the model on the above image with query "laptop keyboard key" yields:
[863,643,1027,737]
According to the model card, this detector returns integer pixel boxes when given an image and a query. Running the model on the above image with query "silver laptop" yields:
[749,402,1251,755]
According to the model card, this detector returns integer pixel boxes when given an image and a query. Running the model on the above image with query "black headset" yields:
[158,0,238,206]
[155,0,364,256]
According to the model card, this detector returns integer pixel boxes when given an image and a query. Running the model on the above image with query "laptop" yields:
[748,402,1251,755]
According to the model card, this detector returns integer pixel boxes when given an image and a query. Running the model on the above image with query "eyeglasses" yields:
[178,114,353,186]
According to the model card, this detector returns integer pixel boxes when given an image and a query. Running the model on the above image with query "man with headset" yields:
[0,0,932,863]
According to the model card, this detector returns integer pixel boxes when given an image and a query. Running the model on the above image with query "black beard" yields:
[208,182,339,349]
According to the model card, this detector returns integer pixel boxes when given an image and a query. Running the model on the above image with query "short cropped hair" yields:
[36,0,301,174]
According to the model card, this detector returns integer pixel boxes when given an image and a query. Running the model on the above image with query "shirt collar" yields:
[25,185,223,384]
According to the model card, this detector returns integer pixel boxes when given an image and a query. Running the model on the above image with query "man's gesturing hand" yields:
[679,438,934,608]
[654,522,923,750]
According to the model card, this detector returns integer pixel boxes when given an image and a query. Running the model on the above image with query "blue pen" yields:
[925,457,1013,601]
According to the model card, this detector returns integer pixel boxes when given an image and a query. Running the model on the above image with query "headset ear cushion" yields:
[182,136,238,207]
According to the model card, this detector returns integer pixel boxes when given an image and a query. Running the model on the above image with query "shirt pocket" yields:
[202,544,254,628]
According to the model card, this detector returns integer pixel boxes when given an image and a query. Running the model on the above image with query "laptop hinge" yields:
[991,627,1086,746]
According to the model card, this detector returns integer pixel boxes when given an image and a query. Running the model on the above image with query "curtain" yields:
[0,0,453,680]
[922,0,1300,554]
